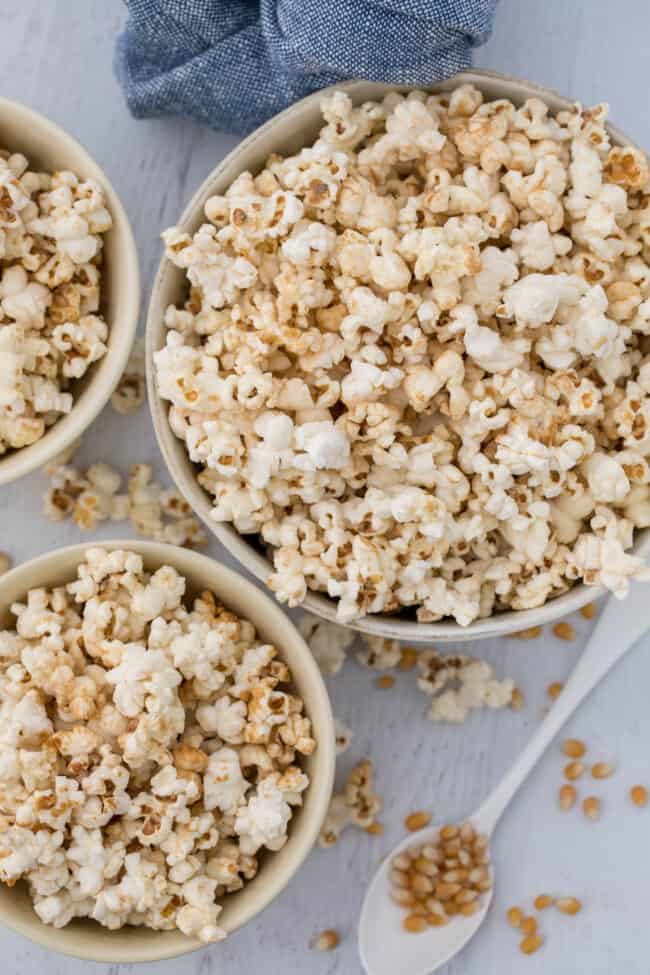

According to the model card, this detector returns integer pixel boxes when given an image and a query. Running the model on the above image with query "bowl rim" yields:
[0,540,335,962]
[146,68,645,643]
[0,95,141,486]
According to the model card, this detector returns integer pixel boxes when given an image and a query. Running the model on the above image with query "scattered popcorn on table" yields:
[42,460,206,547]
[0,548,314,940]
[0,154,112,454]
[155,86,650,626]
[417,650,514,723]
[298,613,355,675]
[319,759,381,847]
[356,635,402,670]
[111,336,146,415]
[128,463,206,546]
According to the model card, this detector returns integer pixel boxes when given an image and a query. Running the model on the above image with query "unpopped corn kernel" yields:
[405,811,432,832]
[580,602,598,620]
[398,648,419,671]
[376,675,395,690]
[555,896,581,915]
[630,785,648,807]
[553,622,576,641]
[582,796,601,821]
[312,929,340,951]
[519,933,544,955]
[520,916,537,936]
[392,821,491,929]
[559,784,577,810]
[562,738,586,758]
[534,894,554,910]
[507,906,523,928]
[507,627,543,641]
[510,687,525,711]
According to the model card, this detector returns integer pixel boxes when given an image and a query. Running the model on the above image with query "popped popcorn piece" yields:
[318,794,351,849]
[298,613,355,675]
[0,549,314,941]
[0,161,112,456]
[127,463,207,547]
[111,337,145,415]
[334,718,352,754]
[203,748,248,813]
[154,88,650,626]
[234,775,293,855]
[417,650,515,723]
[318,758,381,847]
[43,461,128,528]
[356,635,401,670]
[42,460,206,548]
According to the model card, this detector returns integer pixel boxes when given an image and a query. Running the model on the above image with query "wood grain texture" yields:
[1,2,650,973]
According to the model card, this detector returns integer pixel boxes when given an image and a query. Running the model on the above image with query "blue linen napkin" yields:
[115,0,498,136]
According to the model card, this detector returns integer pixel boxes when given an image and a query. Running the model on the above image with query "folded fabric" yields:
[115,0,498,136]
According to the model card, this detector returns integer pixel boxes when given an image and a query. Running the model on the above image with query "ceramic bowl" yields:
[0,540,335,962]
[146,69,647,643]
[0,97,140,485]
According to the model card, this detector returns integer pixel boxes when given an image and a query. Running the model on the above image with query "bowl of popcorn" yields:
[0,97,140,485]
[147,70,650,643]
[0,541,334,962]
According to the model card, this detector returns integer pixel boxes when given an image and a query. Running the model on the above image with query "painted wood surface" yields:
[1,3,649,972]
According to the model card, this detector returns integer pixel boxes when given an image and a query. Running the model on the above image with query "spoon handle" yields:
[475,577,650,834]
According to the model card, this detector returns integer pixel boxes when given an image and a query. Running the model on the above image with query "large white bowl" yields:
[0,97,140,485]
[0,541,335,962]
[146,70,647,643]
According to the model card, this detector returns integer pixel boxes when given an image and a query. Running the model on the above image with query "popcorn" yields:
[0,160,112,456]
[318,758,381,847]
[204,748,248,813]
[417,651,514,723]
[356,635,401,670]
[298,614,355,675]
[234,775,293,855]
[344,758,382,827]
[156,88,650,626]
[111,337,146,415]
[317,794,351,848]
[583,453,630,503]
[0,549,314,941]
[334,718,352,754]
[42,459,206,547]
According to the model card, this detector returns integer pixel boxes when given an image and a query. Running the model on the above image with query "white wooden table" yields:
[2,2,650,973]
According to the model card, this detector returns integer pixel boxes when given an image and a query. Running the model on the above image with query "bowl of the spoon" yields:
[358,823,493,975]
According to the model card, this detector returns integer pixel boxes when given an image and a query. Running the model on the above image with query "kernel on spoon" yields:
[359,547,650,975]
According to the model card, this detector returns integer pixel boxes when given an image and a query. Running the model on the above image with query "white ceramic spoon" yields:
[359,564,650,975]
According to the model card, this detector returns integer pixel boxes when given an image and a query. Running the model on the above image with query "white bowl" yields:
[0,97,140,485]
[146,69,646,643]
[0,541,335,962]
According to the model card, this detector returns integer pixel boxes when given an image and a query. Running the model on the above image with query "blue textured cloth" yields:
[115,0,498,136]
